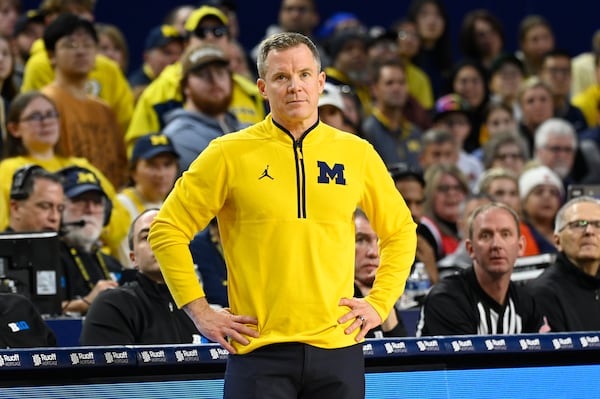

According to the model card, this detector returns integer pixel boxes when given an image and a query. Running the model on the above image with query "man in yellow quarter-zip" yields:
[149,31,416,399]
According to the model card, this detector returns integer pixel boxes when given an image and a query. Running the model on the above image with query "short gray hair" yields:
[534,118,577,150]
[256,32,321,79]
[554,196,600,233]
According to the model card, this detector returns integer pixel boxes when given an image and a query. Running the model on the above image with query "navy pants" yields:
[223,342,365,399]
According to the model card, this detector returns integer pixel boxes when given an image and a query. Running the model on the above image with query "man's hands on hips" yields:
[338,297,382,341]
[184,298,259,353]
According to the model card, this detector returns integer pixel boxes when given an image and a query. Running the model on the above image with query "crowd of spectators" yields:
[1,0,600,347]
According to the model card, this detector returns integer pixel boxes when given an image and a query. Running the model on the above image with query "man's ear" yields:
[554,233,562,251]
[257,78,268,100]
[129,251,138,269]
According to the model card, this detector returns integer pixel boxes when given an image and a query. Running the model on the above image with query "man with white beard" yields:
[533,118,578,191]
[57,166,123,315]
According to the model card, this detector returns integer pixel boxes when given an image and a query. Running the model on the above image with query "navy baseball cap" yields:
[388,162,425,186]
[131,134,179,166]
[144,25,184,51]
[57,166,107,199]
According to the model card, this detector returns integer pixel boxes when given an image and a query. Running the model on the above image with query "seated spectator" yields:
[116,134,179,267]
[5,165,64,233]
[128,25,184,102]
[57,166,123,315]
[318,82,347,132]
[80,209,202,345]
[421,164,469,260]
[417,202,549,336]
[515,15,555,77]
[481,131,528,176]
[95,23,129,74]
[125,5,265,155]
[476,101,517,152]
[353,209,407,337]
[539,50,588,133]
[41,13,127,189]
[0,293,56,348]
[363,59,423,166]
[519,165,562,254]
[432,94,483,191]
[528,196,600,332]
[437,193,492,275]
[392,18,434,111]
[488,53,525,122]
[571,29,600,97]
[447,60,489,153]
[477,167,540,256]
[0,91,129,257]
[11,9,45,89]
[418,128,458,171]
[21,1,134,136]
[324,28,371,118]
[189,218,228,308]
[388,162,437,284]
[161,43,244,174]
[517,77,555,156]
[459,9,504,71]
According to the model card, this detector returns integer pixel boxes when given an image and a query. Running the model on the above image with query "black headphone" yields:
[10,164,46,200]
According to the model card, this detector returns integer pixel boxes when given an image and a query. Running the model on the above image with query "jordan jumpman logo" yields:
[258,165,274,180]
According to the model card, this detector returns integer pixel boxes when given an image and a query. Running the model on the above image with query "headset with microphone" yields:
[10,164,48,200]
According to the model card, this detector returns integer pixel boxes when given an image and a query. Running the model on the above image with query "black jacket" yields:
[417,266,544,336]
[528,252,600,332]
[79,273,201,345]
[0,293,56,348]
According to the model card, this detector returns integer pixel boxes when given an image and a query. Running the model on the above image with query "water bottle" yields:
[404,262,431,307]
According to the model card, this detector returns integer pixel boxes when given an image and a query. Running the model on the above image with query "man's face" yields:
[257,44,325,129]
[395,179,425,222]
[419,141,457,170]
[130,210,162,279]
[486,178,521,213]
[189,17,230,49]
[52,29,97,78]
[541,55,572,98]
[490,63,523,99]
[278,0,318,35]
[184,63,233,116]
[556,202,600,264]
[520,86,554,127]
[62,191,106,245]
[15,21,44,59]
[535,135,575,179]
[334,38,368,79]
[145,41,183,77]
[521,25,554,61]
[372,65,408,109]
[434,112,470,145]
[466,207,524,278]
[354,215,379,287]
[131,153,179,201]
[10,178,64,232]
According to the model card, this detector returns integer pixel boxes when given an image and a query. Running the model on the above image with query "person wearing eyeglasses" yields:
[40,13,127,190]
[0,91,129,260]
[528,196,600,332]
[125,5,265,157]
[421,164,469,261]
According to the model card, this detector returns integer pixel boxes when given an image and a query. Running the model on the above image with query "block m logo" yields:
[317,161,346,185]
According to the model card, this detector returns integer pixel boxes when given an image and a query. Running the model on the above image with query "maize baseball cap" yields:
[184,5,228,33]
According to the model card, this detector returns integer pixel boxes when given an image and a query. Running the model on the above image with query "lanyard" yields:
[70,247,111,289]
